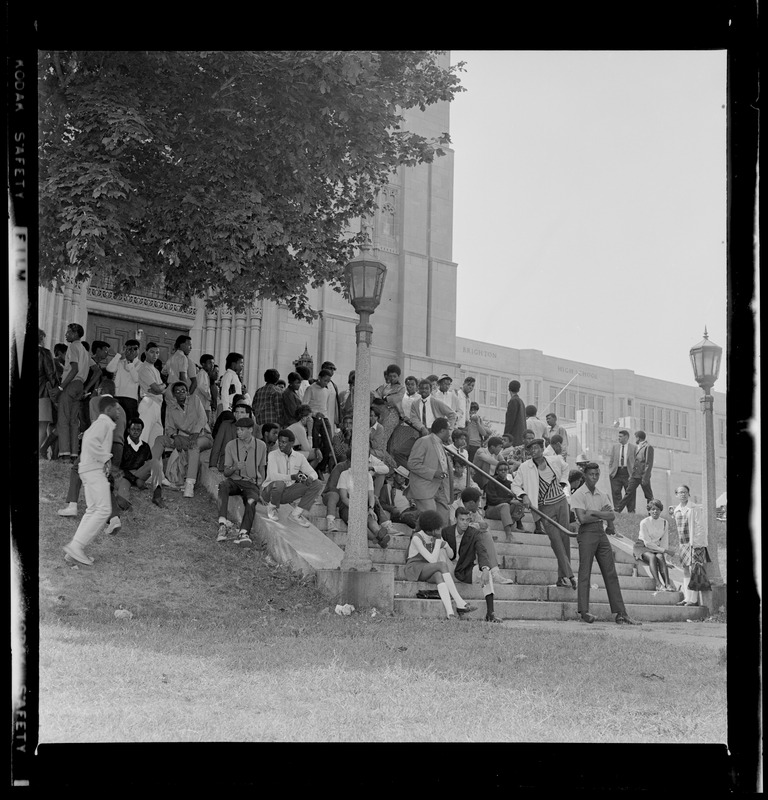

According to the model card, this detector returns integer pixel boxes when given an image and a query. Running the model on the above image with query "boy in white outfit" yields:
[63,396,121,566]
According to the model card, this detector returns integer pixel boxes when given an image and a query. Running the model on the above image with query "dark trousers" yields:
[617,475,653,511]
[537,497,574,579]
[577,528,627,616]
[117,396,139,423]
[610,467,633,512]
[66,462,122,519]
[57,380,83,456]
[218,478,261,533]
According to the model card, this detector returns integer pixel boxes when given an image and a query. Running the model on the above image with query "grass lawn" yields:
[37,460,726,743]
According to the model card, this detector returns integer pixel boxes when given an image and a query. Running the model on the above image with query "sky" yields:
[449,50,728,389]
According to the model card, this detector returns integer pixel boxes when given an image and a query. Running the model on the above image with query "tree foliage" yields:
[39,50,464,318]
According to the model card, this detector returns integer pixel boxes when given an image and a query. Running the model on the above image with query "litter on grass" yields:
[334,603,355,616]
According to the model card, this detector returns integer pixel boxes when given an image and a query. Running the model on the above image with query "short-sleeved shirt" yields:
[224,436,266,483]
[138,361,164,404]
[164,350,196,399]
[337,469,374,496]
[65,340,90,382]
[569,483,613,532]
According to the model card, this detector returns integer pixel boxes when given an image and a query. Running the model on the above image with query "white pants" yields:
[139,396,163,447]
[72,469,112,548]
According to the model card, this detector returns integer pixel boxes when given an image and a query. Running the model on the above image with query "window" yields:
[674,410,680,438]
[489,375,498,409]
[566,391,576,420]
[664,408,672,437]
[618,398,625,418]
[638,404,647,431]
[477,374,487,406]
[681,412,688,440]
[597,396,604,424]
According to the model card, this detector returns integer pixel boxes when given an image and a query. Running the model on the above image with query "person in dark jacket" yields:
[39,329,59,455]
[442,507,503,623]
[503,379,527,446]
[209,402,252,471]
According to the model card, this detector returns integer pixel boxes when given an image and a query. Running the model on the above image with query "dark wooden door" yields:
[87,314,189,366]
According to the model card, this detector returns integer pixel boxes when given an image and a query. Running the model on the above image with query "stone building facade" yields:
[38,51,725,507]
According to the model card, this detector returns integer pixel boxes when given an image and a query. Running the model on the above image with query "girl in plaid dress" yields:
[672,485,710,606]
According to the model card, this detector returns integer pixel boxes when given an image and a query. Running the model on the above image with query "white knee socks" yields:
[436,582,454,617]
[442,572,468,609]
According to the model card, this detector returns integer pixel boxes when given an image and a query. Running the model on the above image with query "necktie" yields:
[620,445,625,467]
[422,400,427,425]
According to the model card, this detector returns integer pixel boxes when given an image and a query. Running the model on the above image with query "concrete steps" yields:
[197,475,705,623]
[394,598,709,622]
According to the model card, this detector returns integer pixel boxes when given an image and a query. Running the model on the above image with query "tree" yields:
[39,50,464,319]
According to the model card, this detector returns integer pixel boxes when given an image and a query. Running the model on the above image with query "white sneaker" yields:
[63,543,93,566]
[233,531,252,545]
[106,516,122,535]
[291,510,310,528]
[326,516,339,532]
[216,523,229,543]
[183,480,195,498]
[266,505,280,522]
[491,567,514,585]
[57,503,78,517]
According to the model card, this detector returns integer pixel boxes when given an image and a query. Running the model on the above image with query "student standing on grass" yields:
[57,323,91,461]
[63,396,121,566]
[216,418,266,545]
[58,380,126,536]
[569,462,641,625]
[404,511,477,620]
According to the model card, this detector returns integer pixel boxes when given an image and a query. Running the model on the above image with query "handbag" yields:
[687,560,711,592]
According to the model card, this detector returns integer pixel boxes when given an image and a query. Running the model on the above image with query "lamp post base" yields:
[316,568,394,613]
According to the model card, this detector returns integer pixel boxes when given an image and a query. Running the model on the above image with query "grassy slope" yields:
[37,461,726,743]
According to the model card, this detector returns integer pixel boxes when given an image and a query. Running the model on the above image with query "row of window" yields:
[637,404,688,440]
[549,385,606,425]
[460,372,695,442]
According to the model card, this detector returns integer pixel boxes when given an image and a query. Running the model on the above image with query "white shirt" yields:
[107,353,141,400]
[454,390,473,430]
[78,414,116,475]
[400,392,419,419]
[417,397,435,429]
[219,369,243,412]
[263,448,317,489]
[526,417,549,440]
[337,469,374,495]
[138,361,163,405]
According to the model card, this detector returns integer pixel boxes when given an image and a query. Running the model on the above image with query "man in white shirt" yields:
[106,339,142,421]
[261,428,324,526]
[525,405,549,441]
[545,412,569,459]
[137,342,166,454]
[63,396,121,566]
[410,379,456,436]
[336,464,394,548]
[219,351,250,413]
[399,375,420,420]
[453,376,476,430]
[434,374,461,428]
[321,361,342,432]
[543,435,569,475]
[162,335,197,402]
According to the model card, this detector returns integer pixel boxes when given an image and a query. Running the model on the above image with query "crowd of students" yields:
[41,332,706,622]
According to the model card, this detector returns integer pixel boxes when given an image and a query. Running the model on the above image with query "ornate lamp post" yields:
[689,327,724,586]
[340,256,387,571]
